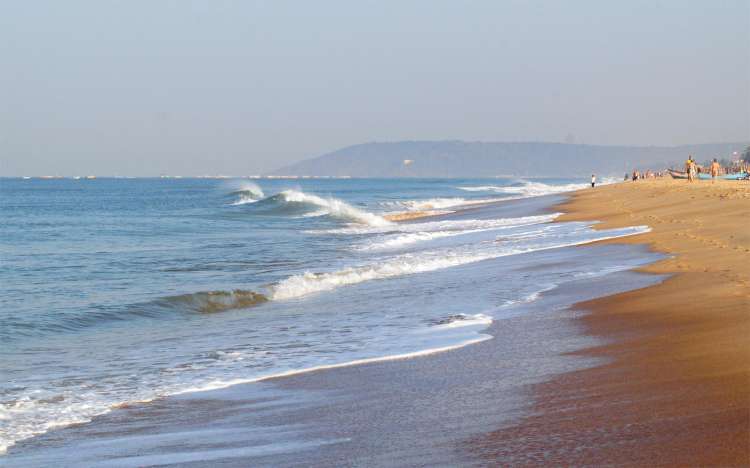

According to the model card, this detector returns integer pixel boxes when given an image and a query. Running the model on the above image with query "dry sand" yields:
[471,179,750,466]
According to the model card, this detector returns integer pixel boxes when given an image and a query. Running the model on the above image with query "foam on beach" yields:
[312,214,561,236]
[381,197,502,211]
[457,180,588,197]
[269,224,650,301]
[0,314,495,456]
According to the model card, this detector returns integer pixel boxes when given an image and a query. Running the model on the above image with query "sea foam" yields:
[314,214,560,236]
[380,197,501,211]
[279,190,391,226]
[229,182,265,205]
[457,178,620,197]
[352,214,559,251]
[270,224,649,301]
[457,180,587,197]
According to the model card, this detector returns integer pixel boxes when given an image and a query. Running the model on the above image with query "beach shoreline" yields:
[4,179,748,466]
[471,179,750,465]
[3,188,670,466]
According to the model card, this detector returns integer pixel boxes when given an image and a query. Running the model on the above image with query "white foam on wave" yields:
[0,388,115,455]
[380,197,502,212]
[316,213,560,236]
[168,334,493,398]
[0,327,493,456]
[354,230,479,251]
[457,180,587,197]
[229,182,265,205]
[297,209,330,218]
[430,313,493,330]
[457,178,620,198]
[352,214,562,251]
[231,198,259,206]
[279,190,391,226]
[0,219,650,455]
[269,251,488,301]
[383,179,622,215]
[270,225,650,301]
[499,285,556,309]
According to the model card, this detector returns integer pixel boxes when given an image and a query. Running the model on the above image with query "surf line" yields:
[171,333,494,396]
[174,224,651,311]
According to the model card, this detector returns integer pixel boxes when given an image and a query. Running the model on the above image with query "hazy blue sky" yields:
[2,0,748,175]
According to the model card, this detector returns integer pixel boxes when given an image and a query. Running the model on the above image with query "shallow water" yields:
[1,176,640,455]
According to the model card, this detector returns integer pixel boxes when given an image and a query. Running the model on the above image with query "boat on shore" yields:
[667,169,688,179]
[668,169,748,180]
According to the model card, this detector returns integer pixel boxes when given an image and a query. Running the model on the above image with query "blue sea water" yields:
[0,176,647,454]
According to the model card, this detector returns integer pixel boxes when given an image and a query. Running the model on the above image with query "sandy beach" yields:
[472,179,750,465]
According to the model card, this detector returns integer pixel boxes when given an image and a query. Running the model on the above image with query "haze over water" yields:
[3,1,748,176]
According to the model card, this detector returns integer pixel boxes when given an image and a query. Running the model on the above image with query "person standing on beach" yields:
[710,158,721,183]
[685,156,695,182]
[690,159,698,182]
[591,174,596,188]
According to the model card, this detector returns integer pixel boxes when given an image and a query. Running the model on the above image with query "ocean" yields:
[0,176,657,462]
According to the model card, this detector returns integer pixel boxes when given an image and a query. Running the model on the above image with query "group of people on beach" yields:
[685,155,737,182]
[625,154,749,183]
[685,156,716,182]
[597,153,747,188]
[627,169,664,181]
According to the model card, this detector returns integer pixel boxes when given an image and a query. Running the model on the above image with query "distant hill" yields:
[272,141,749,177]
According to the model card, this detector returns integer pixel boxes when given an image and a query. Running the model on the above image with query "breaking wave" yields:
[268,249,514,301]
[352,214,560,251]
[277,190,391,226]
[229,182,265,205]
[230,188,391,226]
[457,178,620,198]
[354,230,472,251]
[156,290,268,313]
[380,197,501,211]
[457,180,587,197]
[2,290,269,342]
[313,214,560,236]
[7,214,632,339]
[269,224,649,301]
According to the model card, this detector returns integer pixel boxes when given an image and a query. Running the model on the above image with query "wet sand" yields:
[471,179,750,465]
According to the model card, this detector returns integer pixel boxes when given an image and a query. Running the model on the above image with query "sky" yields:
[1,0,748,176]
